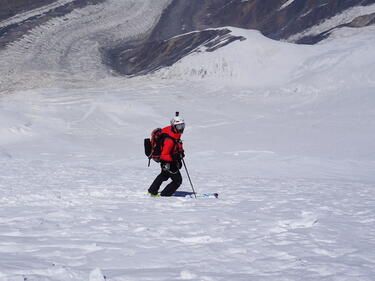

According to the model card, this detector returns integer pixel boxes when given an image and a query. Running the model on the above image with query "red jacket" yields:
[160,126,184,162]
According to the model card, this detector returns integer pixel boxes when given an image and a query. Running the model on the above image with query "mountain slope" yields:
[106,0,375,76]
[1,25,375,281]
[150,0,375,42]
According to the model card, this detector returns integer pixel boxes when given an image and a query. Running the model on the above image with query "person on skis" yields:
[148,113,185,197]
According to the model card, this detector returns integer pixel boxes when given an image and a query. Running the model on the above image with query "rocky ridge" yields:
[1,0,374,77]
[105,0,375,76]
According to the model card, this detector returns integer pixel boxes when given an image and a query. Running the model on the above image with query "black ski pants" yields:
[148,169,182,196]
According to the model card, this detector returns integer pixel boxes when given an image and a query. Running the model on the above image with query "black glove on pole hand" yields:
[162,162,171,171]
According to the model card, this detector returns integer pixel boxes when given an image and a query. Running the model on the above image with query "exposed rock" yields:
[295,11,375,44]
[0,0,55,21]
[150,0,375,41]
[105,28,245,76]
[104,0,375,77]
[3,0,375,77]
[349,12,375,27]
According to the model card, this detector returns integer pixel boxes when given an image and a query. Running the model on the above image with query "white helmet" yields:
[171,112,185,133]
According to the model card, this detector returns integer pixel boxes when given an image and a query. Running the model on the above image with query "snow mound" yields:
[152,26,375,90]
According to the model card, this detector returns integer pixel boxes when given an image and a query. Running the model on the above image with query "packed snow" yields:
[1,1,375,281]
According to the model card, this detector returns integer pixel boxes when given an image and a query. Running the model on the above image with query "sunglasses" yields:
[175,123,185,131]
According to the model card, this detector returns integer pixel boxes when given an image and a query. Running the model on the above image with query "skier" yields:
[148,114,185,197]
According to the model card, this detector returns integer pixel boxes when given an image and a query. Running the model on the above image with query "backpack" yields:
[144,128,166,165]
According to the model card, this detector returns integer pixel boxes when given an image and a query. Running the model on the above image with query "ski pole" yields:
[182,159,197,198]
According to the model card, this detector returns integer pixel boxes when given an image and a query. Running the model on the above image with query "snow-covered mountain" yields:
[0,1,375,281]
[106,0,375,76]
[2,0,375,78]
[3,0,375,47]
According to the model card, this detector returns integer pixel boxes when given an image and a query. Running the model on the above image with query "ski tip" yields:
[190,193,219,198]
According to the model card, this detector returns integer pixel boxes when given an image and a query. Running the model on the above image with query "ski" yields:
[185,193,219,198]
[148,192,219,198]
[172,191,219,198]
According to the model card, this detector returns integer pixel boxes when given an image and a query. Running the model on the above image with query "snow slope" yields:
[287,3,375,42]
[1,6,375,281]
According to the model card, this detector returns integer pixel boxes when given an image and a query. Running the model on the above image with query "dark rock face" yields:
[0,0,104,48]
[296,11,375,44]
[0,0,56,21]
[151,0,375,41]
[105,28,245,76]
[105,0,375,77]
[349,12,375,27]
[3,0,374,77]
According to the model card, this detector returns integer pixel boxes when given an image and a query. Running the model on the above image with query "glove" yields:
[172,152,185,161]
[162,162,171,171]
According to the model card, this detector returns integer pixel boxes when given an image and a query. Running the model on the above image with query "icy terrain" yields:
[0,0,171,92]
[1,1,375,281]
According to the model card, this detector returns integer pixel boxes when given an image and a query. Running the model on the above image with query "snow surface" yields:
[278,0,296,11]
[287,3,375,42]
[1,1,375,280]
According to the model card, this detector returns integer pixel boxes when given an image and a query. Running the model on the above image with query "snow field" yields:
[1,156,375,281]
[1,73,375,280]
[153,27,375,90]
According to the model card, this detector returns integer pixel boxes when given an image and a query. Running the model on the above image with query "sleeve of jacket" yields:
[160,138,174,162]
[178,142,184,156]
